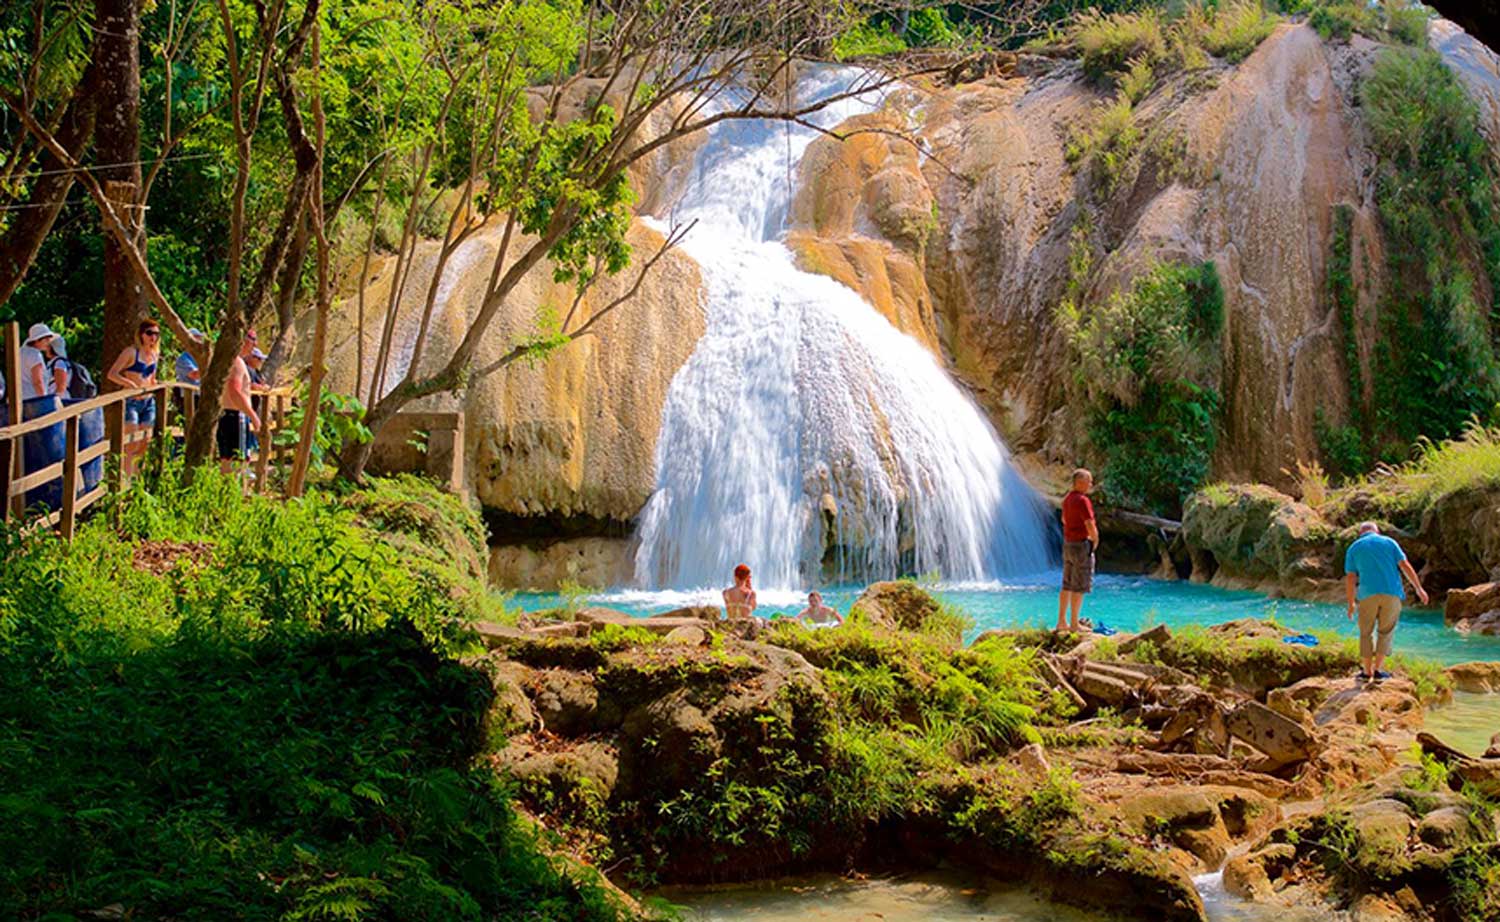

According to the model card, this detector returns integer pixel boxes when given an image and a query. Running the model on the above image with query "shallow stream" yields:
[664,870,1336,922]
[515,574,1500,667]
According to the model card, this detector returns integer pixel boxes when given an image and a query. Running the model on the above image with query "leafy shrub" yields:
[1308,2,1373,41]
[1059,260,1225,514]
[1448,844,1500,922]
[831,18,906,59]
[1200,0,1280,63]
[1066,95,1143,193]
[0,474,623,922]
[1362,49,1500,451]
[1070,7,1169,81]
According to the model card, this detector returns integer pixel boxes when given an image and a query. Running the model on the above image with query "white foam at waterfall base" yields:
[633,67,1057,591]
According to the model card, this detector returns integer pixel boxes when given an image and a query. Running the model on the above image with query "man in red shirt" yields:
[1058,468,1100,632]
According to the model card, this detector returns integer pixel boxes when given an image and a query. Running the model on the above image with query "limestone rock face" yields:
[788,23,1389,482]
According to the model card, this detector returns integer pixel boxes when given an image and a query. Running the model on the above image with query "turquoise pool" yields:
[512,574,1500,667]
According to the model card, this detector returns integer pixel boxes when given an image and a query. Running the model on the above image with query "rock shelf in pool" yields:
[478,582,1500,922]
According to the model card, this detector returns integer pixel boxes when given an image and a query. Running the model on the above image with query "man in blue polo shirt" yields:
[1344,522,1428,681]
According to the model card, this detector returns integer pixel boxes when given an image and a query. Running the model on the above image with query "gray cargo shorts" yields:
[1062,539,1095,593]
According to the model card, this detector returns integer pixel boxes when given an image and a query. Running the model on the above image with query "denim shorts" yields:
[124,397,157,427]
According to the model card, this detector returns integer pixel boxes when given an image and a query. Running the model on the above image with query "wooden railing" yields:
[1,322,295,538]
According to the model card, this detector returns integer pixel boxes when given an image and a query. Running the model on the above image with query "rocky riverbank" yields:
[476,582,1500,922]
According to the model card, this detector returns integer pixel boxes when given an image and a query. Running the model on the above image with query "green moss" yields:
[1058,260,1225,515]
[1363,48,1500,454]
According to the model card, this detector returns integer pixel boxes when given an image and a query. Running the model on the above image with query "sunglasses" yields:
[142,330,160,338]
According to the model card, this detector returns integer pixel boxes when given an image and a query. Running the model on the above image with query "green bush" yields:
[1309,0,1428,45]
[1308,3,1372,41]
[0,474,624,922]
[1070,7,1169,81]
[1066,95,1143,193]
[1059,261,1225,515]
[1363,48,1500,451]
[1199,0,1280,63]
[831,18,906,60]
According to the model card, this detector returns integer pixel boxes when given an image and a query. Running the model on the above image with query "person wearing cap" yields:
[245,342,269,390]
[175,329,205,386]
[20,322,67,401]
[106,319,162,475]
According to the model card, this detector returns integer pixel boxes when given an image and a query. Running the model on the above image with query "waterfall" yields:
[633,67,1056,591]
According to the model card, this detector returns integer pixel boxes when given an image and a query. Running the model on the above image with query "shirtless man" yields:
[797,591,842,627]
[218,337,262,475]
[722,564,757,621]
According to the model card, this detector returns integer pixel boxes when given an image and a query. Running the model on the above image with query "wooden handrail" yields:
[0,381,296,440]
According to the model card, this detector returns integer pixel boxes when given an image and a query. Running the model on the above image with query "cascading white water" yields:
[633,67,1056,590]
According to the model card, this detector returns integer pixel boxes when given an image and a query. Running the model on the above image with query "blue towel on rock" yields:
[1281,633,1319,647]
[1093,622,1118,637]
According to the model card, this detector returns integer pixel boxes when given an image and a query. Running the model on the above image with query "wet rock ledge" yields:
[470,582,1499,922]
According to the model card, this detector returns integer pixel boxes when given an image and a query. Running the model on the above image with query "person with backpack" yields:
[21,323,67,401]
[48,336,98,401]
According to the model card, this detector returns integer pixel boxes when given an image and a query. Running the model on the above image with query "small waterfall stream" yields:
[632,68,1056,590]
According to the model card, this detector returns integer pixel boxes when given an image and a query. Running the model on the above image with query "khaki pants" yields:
[1357,594,1402,659]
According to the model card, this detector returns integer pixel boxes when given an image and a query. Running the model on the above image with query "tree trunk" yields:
[96,0,148,377]
[183,311,249,471]
[0,64,99,306]
[263,211,309,383]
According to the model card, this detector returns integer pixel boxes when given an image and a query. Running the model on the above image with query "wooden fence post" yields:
[255,394,271,492]
[106,399,125,525]
[5,322,23,520]
[60,415,80,540]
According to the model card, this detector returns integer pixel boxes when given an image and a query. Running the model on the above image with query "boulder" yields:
[1417,806,1478,851]
[1489,733,1500,760]
[663,624,708,645]
[1447,661,1500,693]
[489,660,539,736]
[851,581,944,633]
[530,668,600,736]
[1118,623,1172,655]
[653,605,720,622]
[496,739,620,800]
[1074,668,1138,708]
[1222,843,1295,900]
[1014,742,1051,779]
[1117,788,1219,832]
[1226,701,1319,767]
[1444,582,1500,625]
[1157,695,1230,757]
[574,607,635,624]
[1180,486,1335,585]
[1348,799,1416,878]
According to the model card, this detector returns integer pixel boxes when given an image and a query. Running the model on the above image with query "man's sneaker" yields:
[1373,670,1392,680]
[1357,671,1372,681]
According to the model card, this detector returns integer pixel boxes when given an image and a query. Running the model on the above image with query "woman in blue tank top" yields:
[106,320,162,476]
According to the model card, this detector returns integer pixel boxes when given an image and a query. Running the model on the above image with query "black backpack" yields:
[50,357,98,400]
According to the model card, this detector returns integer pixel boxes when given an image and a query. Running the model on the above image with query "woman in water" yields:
[106,320,162,475]
[797,590,842,628]
[722,564,757,621]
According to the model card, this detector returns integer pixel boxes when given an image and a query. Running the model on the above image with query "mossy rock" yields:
[1182,484,1335,582]
[340,474,490,585]
[851,581,943,632]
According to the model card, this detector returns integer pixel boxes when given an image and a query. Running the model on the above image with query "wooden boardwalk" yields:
[0,322,295,538]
